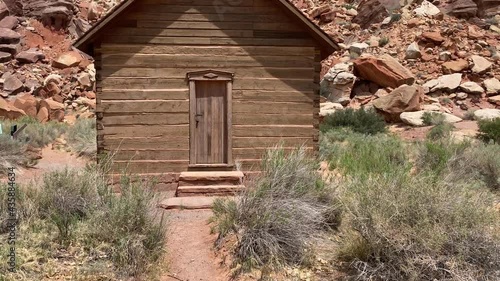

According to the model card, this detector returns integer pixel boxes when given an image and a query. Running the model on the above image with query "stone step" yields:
[178,171,244,186]
[177,185,245,197]
[158,196,221,210]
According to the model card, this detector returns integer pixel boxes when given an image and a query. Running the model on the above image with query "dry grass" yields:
[211,147,341,273]
[0,161,167,280]
[66,118,97,157]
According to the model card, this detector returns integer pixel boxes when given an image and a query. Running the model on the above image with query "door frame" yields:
[187,70,234,167]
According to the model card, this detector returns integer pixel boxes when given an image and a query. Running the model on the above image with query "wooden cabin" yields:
[74,0,338,196]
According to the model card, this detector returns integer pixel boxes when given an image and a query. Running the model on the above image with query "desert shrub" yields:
[67,118,97,157]
[337,172,500,280]
[478,118,500,143]
[0,135,28,175]
[390,13,402,22]
[378,37,389,47]
[447,143,500,191]
[210,147,340,272]
[422,111,446,126]
[85,175,166,277]
[37,169,101,244]
[324,132,410,176]
[416,138,470,176]
[0,116,67,148]
[320,108,386,135]
[426,123,454,140]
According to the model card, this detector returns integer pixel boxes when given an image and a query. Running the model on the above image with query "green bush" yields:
[478,118,500,143]
[422,111,446,126]
[426,123,454,140]
[38,169,100,244]
[0,161,166,279]
[67,118,97,157]
[0,116,67,148]
[337,172,500,280]
[210,147,340,272]
[323,132,410,176]
[320,109,386,135]
[0,135,29,175]
[85,175,166,277]
[446,143,500,191]
[416,138,470,176]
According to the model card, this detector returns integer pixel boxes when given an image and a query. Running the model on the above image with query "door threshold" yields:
[189,164,234,169]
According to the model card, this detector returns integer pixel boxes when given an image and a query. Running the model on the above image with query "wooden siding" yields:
[96,0,319,175]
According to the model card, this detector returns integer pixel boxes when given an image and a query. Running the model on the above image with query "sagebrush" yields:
[320,108,386,135]
[211,147,340,272]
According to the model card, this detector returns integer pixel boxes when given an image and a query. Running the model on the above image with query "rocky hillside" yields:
[0,0,115,122]
[0,0,499,125]
[298,0,500,123]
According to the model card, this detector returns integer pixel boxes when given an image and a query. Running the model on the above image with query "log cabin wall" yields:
[94,0,320,179]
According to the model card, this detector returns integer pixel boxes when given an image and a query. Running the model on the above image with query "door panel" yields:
[194,81,227,164]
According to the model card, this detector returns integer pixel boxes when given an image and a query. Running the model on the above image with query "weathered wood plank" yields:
[102,113,189,125]
[233,125,313,137]
[102,54,314,68]
[233,90,314,102]
[111,160,189,173]
[103,137,189,150]
[100,78,188,89]
[135,5,280,15]
[100,125,189,137]
[233,102,312,114]
[109,150,189,161]
[105,28,255,38]
[101,67,313,80]
[99,89,189,100]
[100,100,189,113]
[102,36,316,47]
[98,45,314,56]
[233,147,313,159]
[233,114,313,125]
[125,12,290,23]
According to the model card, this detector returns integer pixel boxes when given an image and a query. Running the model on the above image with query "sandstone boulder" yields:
[489,95,500,105]
[439,0,478,18]
[483,78,500,95]
[0,97,26,120]
[0,16,18,30]
[415,1,442,17]
[13,94,39,117]
[353,54,415,88]
[475,0,500,17]
[0,28,21,44]
[320,102,344,117]
[442,59,469,73]
[400,111,462,126]
[320,62,356,103]
[459,81,484,94]
[420,32,445,44]
[52,51,82,69]
[473,109,500,120]
[470,55,492,74]
[373,85,423,121]
[0,50,10,62]
[352,0,389,28]
[15,49,45,63]
[3,75,24,94]
[39,98,65,122]
[423,73,462,93]
[0,43,20,55]
[405,42,421,59]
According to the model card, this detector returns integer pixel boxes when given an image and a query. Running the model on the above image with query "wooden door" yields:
[193,81,228,164]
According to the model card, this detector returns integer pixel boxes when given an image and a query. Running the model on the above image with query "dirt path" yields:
[162,210,231,281]
[15,147,88,184]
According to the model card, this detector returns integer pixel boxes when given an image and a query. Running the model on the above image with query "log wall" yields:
[95,0,320,177]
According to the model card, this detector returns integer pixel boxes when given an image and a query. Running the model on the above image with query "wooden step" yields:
[158,196,221,210]
[178,171,244,186]
[177,185,245,197]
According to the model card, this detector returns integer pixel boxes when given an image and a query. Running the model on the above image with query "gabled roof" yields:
[73,0,339,59]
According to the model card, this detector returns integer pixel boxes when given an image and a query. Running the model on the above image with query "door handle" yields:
[195,114,203,127]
